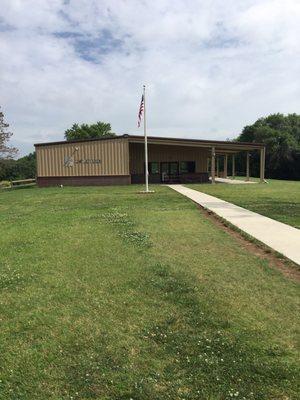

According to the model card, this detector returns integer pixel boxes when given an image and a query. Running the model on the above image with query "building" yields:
[35,134,266,186]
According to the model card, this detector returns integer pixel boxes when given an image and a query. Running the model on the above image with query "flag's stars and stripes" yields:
[137,94,144,128]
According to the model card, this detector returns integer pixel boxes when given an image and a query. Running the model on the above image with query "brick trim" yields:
[37,175,131,187]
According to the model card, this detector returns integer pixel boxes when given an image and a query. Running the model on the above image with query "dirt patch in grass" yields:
[196,204,300,282]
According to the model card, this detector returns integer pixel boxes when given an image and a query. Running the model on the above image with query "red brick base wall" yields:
[131,172,209,184]
[37,173,209,187]
[37,175,131,187]
[179,172,209,183]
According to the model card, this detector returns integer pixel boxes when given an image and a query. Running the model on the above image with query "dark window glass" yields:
[180,161,195,173]
[149,162,159,174]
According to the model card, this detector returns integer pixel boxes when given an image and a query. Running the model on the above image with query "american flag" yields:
[137,94,144,128]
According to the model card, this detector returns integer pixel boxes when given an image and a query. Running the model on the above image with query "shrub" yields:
[0,180,11,188]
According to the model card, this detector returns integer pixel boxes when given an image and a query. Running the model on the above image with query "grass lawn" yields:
[0,185,299,399]
[187,179,300,229]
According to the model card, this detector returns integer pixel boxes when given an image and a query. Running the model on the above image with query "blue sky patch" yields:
[202,21,242,49]
[0,18,15,32]
[59,29,124,63]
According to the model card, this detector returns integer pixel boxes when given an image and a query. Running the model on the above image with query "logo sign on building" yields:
[64,156,101,167]
[76,159,101,164]
[64,156,74,167]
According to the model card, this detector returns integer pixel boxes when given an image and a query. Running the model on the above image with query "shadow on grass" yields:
[60,263,298,400]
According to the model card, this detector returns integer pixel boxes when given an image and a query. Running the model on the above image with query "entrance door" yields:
[169,162,179,176]
[161,162,179,182]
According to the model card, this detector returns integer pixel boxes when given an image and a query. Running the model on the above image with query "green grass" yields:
[187,179,300,228]
[0,185,299,399]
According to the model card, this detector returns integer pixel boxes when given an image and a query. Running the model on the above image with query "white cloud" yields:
[0,0,300,155]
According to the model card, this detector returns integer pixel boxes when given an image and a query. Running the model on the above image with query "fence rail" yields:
[0,178,36,190]
[11,178,36,186]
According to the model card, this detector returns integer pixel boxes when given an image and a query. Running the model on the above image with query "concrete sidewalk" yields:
[168,185,300,266]
[213,177,257,184]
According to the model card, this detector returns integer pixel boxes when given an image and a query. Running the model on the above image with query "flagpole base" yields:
[138,190,155,194]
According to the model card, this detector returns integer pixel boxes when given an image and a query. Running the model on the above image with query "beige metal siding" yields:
[36,138,129,177]
[129,143,209,173]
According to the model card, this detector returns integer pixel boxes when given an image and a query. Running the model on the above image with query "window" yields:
[180,161,195,173]
[149,162,159,174]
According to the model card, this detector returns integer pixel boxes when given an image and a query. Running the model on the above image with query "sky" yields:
[1,0,300,156]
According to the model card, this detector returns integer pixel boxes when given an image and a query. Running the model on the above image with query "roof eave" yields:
[127,135,265,150]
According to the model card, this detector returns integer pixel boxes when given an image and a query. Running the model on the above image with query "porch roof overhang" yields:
[127,135,265,154]
[34,134,265,155]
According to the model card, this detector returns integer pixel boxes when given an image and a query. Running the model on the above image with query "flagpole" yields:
[143,84,149,192]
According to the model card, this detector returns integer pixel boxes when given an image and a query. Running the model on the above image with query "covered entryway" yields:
[210,146,266,184]
[128,135,266,185]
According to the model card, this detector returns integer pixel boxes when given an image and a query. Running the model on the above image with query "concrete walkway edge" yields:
[213,177,257,184]
[168,184,300,266]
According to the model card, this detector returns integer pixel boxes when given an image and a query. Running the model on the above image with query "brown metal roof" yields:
[34,135,127,147]
[34,134,264,151]
[127,135,264,151]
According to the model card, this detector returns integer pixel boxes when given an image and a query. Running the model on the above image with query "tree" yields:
[64,121,115,141]
[0,152,36,181]
[236,113,300,180]
[0,107,18,160]
[15,152,36,179]
[0,107,18,181]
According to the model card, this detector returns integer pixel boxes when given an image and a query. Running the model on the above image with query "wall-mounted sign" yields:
[64,156,101,167]
[75,159,101,164]
[64,156,74,167]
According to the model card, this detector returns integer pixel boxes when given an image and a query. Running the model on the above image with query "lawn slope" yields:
[0,185,299,399]
[187,179,300,228]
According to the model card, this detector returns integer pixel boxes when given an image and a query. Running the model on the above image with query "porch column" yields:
[224,155,228,178]
[211,147,216,184]
[245,151,250,181]
[216,156,219,177]
[260,147,266,183]
[232,154,235,179]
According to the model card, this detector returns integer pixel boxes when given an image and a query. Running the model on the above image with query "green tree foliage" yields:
[64,121,115,141]
[236,113,300,180]
[0,152,36,181]
[0,107,18,160]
